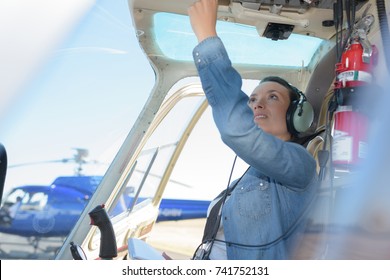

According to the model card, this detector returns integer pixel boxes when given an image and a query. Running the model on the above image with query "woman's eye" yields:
[269,94,278,100]
[248,97,257,104]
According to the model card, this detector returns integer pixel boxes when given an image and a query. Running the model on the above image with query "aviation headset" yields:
[260,76,314,136]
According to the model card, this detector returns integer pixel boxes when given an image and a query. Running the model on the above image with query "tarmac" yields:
[146,218,206,260]
[144,219,390,260]
[2,219,390,260]
[0,219,206,260]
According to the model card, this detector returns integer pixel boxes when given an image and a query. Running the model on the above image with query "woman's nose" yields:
[253,99,265,109]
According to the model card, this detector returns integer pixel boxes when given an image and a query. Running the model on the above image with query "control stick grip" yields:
[88,204,117,259]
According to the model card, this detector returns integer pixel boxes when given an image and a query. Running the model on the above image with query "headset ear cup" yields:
[292,101,314,133]
[286,100,298,135]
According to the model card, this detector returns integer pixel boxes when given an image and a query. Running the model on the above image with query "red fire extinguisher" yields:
[335,40,378,89]
[332,105,368,169]
[332,39,378,170]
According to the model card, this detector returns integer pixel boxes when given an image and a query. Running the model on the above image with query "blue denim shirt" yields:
[193,37,318,259]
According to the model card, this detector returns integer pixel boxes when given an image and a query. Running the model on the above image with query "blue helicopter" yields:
[0,149,210,246]
[0,176,210,238]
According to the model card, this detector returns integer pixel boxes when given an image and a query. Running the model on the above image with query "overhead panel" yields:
[232,0,368,11]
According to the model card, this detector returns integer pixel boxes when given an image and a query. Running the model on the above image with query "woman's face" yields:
[248,81,292,141]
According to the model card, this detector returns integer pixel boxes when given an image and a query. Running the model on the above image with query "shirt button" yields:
[195,52,199,56]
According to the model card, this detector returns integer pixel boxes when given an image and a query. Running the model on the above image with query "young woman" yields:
[188,0,318,260]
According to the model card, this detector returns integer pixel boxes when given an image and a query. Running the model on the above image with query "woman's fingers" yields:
[188,0,218,42]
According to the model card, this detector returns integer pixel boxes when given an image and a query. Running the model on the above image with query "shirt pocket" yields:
[237,176,271,220]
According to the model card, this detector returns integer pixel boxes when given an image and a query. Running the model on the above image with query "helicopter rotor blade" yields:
[8,159,72,169]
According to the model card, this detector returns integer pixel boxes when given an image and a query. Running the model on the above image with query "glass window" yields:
[24,192,48,211]
[2,1,154,190]
[154,12,327,67]
[138,95,206,200]
[0,0,154,259]
[110,88,206,217]
[163,79,258,201]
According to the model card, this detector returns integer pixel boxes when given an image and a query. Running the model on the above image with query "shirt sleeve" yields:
[192,37,316,189]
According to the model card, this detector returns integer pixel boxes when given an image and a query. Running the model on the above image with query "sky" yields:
[1,0,155,194]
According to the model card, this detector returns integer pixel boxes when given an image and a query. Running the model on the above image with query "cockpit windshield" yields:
[154,12,328,67]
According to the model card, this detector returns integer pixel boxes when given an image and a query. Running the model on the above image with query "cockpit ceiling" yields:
[130,0,373,43]
[233,0,369,11]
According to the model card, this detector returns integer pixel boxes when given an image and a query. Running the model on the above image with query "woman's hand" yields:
[188,0,218,43]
